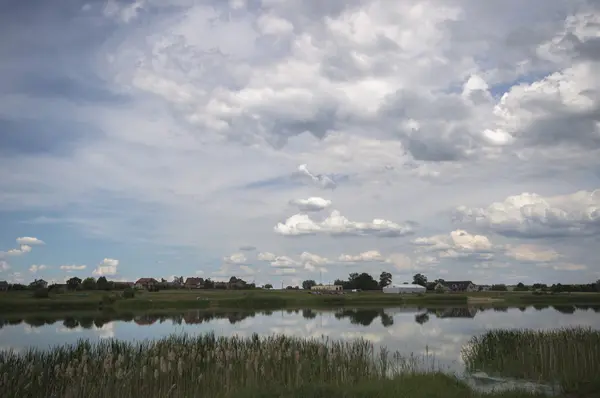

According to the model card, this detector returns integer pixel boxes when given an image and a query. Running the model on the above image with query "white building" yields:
[382,284,426,294]
[311,284,343,292]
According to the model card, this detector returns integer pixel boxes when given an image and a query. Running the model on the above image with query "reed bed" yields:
[0,333,432,398]
[462,327,600,395]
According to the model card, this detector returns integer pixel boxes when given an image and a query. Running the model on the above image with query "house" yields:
[0,281,8,292]
[311,284,343,292]
[478,285,492,292]
[135,278,158,289]
[185,277,204,289]
[435,280,477,292]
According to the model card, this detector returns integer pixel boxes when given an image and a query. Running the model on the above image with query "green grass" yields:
[2,289,600,314]
[462,327,600,396]
[0,289,468,313]
[0,333,554,398]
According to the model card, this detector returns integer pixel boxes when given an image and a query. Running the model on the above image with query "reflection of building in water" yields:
[433,307,479,318]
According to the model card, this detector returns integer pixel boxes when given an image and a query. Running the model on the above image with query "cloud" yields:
[223,253,247,264]
[289,197,332,212]
[1,0,600,286]
[294,165,337,189]
[275,210,414,237]
[412,230,495,261]
[238,245,256,251]
[29,264,48,273]
[60,265,87,272]
[454,189,600,238]
[539,263,587,271]
[505,244,561,262]
[0,261,10,272]
[92,258,119,276]
[258,252,277,262]
[5,245,32,256]
[338,250,385,263]
[16,237,45,246]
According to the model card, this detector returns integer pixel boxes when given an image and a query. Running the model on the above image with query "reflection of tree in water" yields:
[493,307,509,312]
[182,311,257,325]
[415,312,429,325]
[24,317,54,328]
[63,317,80,329]
[518,307,527,312]
[552,305,576,314]
[334,309,394,327]
[134,314,159,326]
[79,317,95,329]
[428,307,479,319]
[533,304,549,311]
[302,309,317,319]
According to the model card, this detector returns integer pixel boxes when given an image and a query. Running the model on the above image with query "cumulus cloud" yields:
[60,265,87,272]
[412,230,495,257]
[338,250,385,263]
[5,245,32,256]
[92,258,119,276]
[257,252,277,262]
[289,197,332,212]
[454,190,600,238]
[274,210,414,237]
[16,237,45,246]
[29,264,48,273]
[223,253,247,264]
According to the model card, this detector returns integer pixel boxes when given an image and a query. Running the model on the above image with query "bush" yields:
[100,294,117,306]
[33,288,49,299]
[122,288,135,299]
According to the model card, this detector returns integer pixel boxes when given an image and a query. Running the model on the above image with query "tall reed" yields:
[0,333,429,398]
[462,327,600,394]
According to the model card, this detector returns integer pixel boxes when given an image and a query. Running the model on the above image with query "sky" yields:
[1,0,599,287]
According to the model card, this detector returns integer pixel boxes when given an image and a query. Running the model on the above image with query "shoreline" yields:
[1,290,600,314]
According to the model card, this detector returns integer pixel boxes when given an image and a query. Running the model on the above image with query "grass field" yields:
[1,289,600,313]
[0,332,572,398]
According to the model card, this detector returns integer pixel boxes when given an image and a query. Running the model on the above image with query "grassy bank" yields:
[0,289,468,313]
[1,333,555,398]
[462,327,600,396]
[4,289,600,314]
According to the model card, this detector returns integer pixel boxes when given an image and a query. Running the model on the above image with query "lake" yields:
[2,304,600,392]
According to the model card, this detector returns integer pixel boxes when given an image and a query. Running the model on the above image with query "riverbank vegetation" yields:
[0,333,572,398]
[462,327,600,396]
[3,286,600,314]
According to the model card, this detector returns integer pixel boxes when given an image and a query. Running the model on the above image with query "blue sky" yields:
[1,0,600,286]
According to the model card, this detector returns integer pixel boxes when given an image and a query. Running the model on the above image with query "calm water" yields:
[2,305,599,393]
[2,305,599,362]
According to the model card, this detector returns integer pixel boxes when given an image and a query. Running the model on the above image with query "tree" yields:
[96,276,111,290]
[302,280,317,290]
[82,277,96,290]
[379,272,392,289]
[66,277,82,291]
[412,273,427,287]
[264,284,273,289]
[596,280,600,292]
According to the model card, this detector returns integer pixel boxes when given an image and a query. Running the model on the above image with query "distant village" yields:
[1,271,598,294]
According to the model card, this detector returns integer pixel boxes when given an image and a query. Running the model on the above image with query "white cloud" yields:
[29,264,48,273]
[294,165,337,189]
[289,197,332,212]
[16,237,45,246]
[258,252,277,261]
[5,245,32,256]
[540,263,587,271]
[92,258,119,276]
[0,261,10,272]
[60,265,87,272]
[454,190,600,238]
[413,230,495,257]
[338,250,385,263]
[223,253,247,264]
[275,210,414,237]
